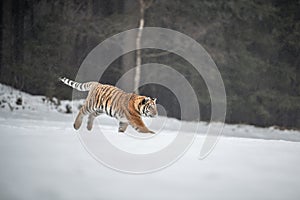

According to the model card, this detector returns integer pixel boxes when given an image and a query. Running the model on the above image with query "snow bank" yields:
[1,83,300,200]
[1,83,299,142]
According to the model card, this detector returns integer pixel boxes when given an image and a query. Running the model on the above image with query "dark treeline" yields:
[0,0,299,128]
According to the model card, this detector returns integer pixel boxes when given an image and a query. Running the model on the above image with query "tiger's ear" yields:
[142,97,150,104]
[152,98,157,103]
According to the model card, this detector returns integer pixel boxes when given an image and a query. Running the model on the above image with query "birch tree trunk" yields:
[133,0,145,94]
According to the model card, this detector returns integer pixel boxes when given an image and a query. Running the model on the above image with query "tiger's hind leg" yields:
[74,112,84,130]
[118,122,128,133]
[74,105,90,130]
[87,111,102,131]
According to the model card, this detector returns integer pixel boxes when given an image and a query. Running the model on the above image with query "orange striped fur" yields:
[60,77,157,133]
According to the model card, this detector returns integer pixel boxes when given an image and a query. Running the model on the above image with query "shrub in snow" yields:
[16,97,22,105]
[65,104,72,114]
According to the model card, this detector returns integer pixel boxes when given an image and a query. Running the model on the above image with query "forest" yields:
[0,0,299,128]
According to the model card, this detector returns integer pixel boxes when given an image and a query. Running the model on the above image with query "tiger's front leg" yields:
[129,117,155,134]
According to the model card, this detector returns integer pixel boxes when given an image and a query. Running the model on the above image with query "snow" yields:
[1,83,300,200]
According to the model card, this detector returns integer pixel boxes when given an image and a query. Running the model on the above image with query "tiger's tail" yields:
[59,77,98,91]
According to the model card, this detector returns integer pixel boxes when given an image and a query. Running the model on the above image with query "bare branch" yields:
[143,50,173,58]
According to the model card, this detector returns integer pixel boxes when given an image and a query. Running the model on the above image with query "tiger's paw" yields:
[118,130,125,133]
[87,126,93,131]
[139,129,155,134]
[73,123,80,130]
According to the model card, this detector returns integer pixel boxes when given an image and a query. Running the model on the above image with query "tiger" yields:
[60,77,157,134]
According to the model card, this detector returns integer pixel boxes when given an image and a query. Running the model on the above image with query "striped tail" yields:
[59,77,97,91]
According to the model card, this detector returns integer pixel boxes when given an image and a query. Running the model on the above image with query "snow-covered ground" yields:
[1,83,300,200]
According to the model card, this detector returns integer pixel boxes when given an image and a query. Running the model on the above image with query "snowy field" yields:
[1,83,300,200]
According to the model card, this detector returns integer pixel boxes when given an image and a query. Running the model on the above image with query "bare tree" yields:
[133,0,152,94]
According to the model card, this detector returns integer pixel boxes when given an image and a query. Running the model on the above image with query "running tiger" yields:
[60,77,157,133]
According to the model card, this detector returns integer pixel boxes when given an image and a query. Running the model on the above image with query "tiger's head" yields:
[139,96,158,117]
